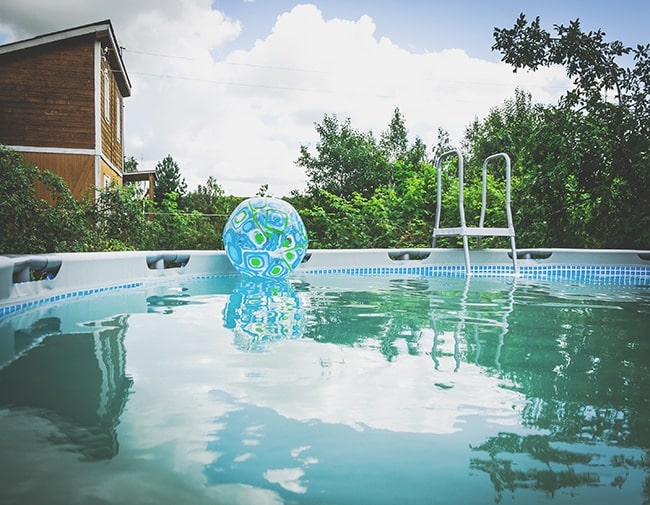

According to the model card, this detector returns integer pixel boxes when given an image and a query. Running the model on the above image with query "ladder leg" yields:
[462,235,471,275]
[510,236,518,274]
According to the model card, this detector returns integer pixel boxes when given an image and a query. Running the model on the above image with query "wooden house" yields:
[0,20,131,200]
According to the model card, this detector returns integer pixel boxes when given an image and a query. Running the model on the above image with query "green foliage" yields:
[83,183,153,251]
[34,170,90,252]
[292,160,439,251]
[292,108,441,249]
[185,176,224,214]
[463,89,543,171]
[493,14,643,111]
[0,145,39,251]
[255,184,270,197]
[123,156,139,173]
[379,108,409,162]
[492,14,650,248]
[0,146,232,253]
[0,146,89,253]
[154,154,187,206]
[462,94,616,248]
[392,161,438,246]
[297,114,391,198]
[147,193,217,250]
[298,190,397,249]
[184,177,243,248]
[379,108,430,189]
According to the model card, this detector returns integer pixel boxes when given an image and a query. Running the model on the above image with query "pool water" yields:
[0,274,648,505]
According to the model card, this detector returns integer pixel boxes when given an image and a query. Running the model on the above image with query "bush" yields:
[0,146,89,253]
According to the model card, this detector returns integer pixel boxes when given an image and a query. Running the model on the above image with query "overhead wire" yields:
[120,46,568,98]
[122,47,394,98]
[128,70,365,96]
[123,47,327,74]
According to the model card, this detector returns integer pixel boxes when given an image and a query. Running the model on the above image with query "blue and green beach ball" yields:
[222,197,308,279]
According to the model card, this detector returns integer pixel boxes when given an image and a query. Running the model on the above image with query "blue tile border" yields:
[1,265,648,320]
[0,281,144,319]
[189,273,238,280]
[0,274,243,319]
[517,264,650,285]
[300,264,650,285]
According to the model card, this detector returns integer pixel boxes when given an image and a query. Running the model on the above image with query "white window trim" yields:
[115,97,121,143]
[103,69,110,123]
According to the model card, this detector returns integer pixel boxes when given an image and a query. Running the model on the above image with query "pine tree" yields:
[153,154,187,206]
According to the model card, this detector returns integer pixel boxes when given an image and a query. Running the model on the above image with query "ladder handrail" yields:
[432,148,518,275]
[434,148,467,236]
[479,153,514,232]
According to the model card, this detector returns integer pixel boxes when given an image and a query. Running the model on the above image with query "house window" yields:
[116,98,121,143]
[103,70,110,123]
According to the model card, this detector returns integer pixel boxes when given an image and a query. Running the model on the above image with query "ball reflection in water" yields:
[223,278,304,351]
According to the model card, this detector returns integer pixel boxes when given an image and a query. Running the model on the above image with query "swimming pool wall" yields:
[1,247,649,318]
[0,250,236,317]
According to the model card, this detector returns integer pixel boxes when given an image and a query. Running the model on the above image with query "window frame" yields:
[103,69,110,123]
[115,96,121,143]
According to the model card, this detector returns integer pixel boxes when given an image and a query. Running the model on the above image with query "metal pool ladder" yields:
[432,148,518,275]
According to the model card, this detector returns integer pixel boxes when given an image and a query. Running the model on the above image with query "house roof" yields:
[123,170,157,183]
[0,19,131,97]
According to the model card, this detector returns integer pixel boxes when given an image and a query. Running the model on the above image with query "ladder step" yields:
[434,227,513,237]
[464,227,512,236]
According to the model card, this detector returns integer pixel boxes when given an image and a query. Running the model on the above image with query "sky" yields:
[0,0,648,197]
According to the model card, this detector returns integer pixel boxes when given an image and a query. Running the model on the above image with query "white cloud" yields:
[0,1,569,196]
[122,3,567,196]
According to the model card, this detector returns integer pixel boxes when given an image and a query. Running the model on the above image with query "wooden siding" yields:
[100,57,123,170]
[21,152,95,200]
[100,158,121,188]
[0,36,95,149]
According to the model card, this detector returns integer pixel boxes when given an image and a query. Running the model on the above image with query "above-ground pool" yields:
[0,249,648,504]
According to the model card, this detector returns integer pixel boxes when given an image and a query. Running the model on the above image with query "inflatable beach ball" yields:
[222,197,308,279]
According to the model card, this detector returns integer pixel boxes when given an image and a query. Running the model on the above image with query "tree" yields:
[84,183,154,251]
[148,192,221,250]
[431,127,453,159]
[0,145,89,253]
[154,154,187,206]
[186,176,225,215]
[184,176,236,247]
[290,110,443,249]
[493,15,643,111]
[123,156,139,173]
[492,14,650,248]
[463,89,543,168]
[297,114,391,198]
[380,107,409,162]
[462,90,557,247]
[255,183,271,197]
[379,107,429,189]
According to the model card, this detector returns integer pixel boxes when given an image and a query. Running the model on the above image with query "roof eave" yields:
[0,19,132,97]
